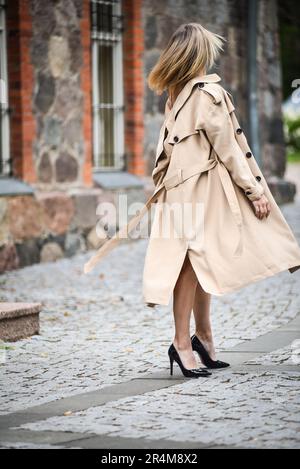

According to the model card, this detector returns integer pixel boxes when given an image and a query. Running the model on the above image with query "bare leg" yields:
[173,253,198,369]
[192,281,216,361]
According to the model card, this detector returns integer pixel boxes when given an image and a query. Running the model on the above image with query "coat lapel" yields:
[155,73,221,162]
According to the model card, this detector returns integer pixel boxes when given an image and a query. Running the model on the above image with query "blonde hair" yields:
[147,23,225,98]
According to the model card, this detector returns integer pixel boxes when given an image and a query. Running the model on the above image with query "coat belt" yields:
[84,158,243,273]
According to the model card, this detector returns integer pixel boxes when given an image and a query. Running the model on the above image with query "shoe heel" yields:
[169,355,174,376]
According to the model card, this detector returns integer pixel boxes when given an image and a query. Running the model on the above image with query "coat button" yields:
[236,128,243,135]
[246,152,252,158]
[256,176,261,181]
[173,136,179,143]
[198,82,205,88]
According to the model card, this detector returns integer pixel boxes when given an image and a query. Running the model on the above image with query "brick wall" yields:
[7,0,37,183]
[123,0,145,176]
[80,0,93,187]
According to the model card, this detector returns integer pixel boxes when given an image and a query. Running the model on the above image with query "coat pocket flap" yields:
[167,127,200,145]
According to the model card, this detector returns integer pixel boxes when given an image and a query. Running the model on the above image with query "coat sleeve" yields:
[199,89,265,202]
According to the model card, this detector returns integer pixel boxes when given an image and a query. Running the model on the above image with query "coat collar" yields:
[165,73,221,129]
[155,73,221,162]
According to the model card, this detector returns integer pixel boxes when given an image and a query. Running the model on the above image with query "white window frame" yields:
[91,0,125,171]
[0,0,10,176]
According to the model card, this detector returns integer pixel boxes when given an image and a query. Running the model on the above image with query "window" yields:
[91,0,125,171]
[0,0,9,176]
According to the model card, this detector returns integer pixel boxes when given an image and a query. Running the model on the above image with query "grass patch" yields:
[287,152,300,163]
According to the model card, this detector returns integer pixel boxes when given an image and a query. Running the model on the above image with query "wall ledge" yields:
[93,171,144,190]
[0,178,34,197]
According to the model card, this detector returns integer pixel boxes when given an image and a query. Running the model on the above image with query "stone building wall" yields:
[142,0,288,192]
[257,0,285,178]
[0,189,106,272]
[29,0,90,190]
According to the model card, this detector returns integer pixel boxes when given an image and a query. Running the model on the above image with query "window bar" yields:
[91,0,125,171]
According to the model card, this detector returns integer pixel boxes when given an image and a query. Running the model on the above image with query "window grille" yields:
[91,0,125,171]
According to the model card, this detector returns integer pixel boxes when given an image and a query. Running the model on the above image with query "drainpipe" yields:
[247,0,262,167]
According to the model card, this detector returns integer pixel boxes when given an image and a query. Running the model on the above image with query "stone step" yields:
[0,303,42,342]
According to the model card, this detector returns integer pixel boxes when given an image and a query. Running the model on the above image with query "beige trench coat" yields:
[84,73,300,307]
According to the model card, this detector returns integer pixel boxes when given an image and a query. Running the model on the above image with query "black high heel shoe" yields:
[191,335,230,369]
[168,344,212,378]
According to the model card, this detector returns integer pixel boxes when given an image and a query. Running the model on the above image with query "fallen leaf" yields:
[86,335,97,341]
[0,344,14,351]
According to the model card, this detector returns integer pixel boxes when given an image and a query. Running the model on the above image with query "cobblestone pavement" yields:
[17,370,300,449]
[0,193,300,448]
[245,344,300,366]
[1,233,299,413]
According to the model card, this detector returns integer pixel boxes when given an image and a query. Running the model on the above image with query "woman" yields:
[85,23,300,379]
